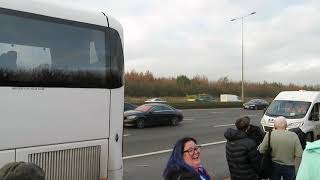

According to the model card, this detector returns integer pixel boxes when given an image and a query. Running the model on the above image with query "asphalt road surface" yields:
[123,108,265,180]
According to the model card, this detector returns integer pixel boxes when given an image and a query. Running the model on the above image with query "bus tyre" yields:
[306,132,314,142]
[171,117,179,126]
[136,119,145,129]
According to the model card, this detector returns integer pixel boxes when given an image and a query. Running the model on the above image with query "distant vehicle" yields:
[243,99,269,110]
[186,95,197,102]
[124,103,183,128]
[187,94,216,102]
[220,94,242,102]
[145,98,167,103]
[124,102,138,112]
[197,94,215,102]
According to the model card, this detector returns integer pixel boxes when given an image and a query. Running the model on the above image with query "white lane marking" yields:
[214,124,234,128]
[210,112,225,114]
[123,134,131,137]
[123,140,226,160]
[184,118,194,121]
[182,108,241,111]
[123,149,172,160]
[199,140,227,147]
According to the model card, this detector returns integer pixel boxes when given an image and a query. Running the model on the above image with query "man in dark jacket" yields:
[224,116,261,180]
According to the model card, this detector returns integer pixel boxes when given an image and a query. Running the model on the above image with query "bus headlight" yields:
[287,122,303,129]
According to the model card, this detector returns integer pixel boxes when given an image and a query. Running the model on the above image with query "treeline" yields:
[125,70,320,98]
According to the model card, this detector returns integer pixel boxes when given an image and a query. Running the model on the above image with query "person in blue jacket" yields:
[296,140,320,180]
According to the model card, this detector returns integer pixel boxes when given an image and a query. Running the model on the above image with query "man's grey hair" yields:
[274,116,287,130]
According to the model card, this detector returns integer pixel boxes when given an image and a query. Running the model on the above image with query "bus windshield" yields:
[265,100,311,119]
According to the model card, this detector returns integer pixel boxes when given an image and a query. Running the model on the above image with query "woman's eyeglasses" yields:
[183,145,201,155]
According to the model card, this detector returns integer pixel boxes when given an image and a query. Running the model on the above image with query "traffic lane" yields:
[123,108,264,156]
[124,108,264,138]
[124,143,229,180]
[183,108,263,125]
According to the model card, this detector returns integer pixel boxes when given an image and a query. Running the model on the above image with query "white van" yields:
[261,90,320,142]
[220,94,242,102]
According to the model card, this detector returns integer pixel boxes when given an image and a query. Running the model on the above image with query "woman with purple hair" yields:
[163,137,213,180]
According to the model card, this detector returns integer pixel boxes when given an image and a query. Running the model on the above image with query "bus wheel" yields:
[136,119,145,129]
[306,132,314,142]
[171,117,179,126]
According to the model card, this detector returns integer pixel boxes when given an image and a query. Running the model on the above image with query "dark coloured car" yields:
[124,102,138,112]
[123,103,183,128]
[196,94,217,102]
[243,99,269,110]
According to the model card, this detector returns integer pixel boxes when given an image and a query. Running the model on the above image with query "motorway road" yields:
[123,108,265,180]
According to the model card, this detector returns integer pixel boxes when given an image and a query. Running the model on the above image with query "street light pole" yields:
[241,18,244,103]
[231,12,256,102]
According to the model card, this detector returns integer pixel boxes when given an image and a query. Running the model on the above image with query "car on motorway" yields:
[124,102,138,112]
[243,99,269,110]
[123,103,183,128]
[196,94,216,102]
[144,98,167,103]
[187,94,216,102]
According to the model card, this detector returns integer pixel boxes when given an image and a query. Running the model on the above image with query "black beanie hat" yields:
[0,162,45,180]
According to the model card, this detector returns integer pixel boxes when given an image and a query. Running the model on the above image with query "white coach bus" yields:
[0,1,124,180]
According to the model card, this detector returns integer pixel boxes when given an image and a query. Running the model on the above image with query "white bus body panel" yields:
[108,16,124,179]
[108,87,124,178]
[0,1,124,179]
[0,150,15,168]
[0,0,108,27]
[0,87,110,150]
[16,139,108,178]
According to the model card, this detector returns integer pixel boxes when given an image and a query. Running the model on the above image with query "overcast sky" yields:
[46,0,320,85]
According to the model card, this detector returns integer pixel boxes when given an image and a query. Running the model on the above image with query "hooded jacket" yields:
[224,128,260,180]
[296,140,320,180]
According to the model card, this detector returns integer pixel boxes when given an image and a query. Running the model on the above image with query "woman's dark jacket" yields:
[246,124,265,146]
[224,128,260,180]
[166,169,201,180]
